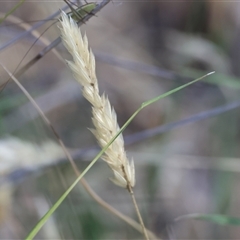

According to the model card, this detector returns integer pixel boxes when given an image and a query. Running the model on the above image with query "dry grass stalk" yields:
[59,11,135,189]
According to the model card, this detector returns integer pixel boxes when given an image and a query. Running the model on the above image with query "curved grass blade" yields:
[182,67,240,89]
[175,213,240,226]
[1,64,158,240]
[24,71,214,240]
[142,72,214,108]
[0,0,26,25]
[125,99,240,145]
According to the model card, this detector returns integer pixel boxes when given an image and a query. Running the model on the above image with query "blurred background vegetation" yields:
[1,0,240,239]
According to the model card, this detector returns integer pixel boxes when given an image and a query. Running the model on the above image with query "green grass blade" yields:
[182,68,240,89]
[0,0,26,24]
[175,213,240,226]
[25,71,214,240]
[142,71,214,108]
[25,127,126,239]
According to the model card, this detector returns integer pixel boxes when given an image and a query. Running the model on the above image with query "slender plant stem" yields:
[121,162,149,240]
[128,184,149,240]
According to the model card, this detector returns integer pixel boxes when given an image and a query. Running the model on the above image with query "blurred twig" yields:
[0,0,111,93]
[0,5,66,52]
[0,12,63,69]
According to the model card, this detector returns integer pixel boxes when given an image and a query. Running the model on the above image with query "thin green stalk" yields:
[128,185,149,240]
[1,63,159,239]
[23,71,214,240]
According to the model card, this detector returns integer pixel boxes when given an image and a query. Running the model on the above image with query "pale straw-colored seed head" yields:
[59,11,135,188]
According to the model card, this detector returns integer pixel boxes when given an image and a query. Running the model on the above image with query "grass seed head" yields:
[59,11,135,188]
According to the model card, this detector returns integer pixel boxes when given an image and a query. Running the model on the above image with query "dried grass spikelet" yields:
[59,12,135,188]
